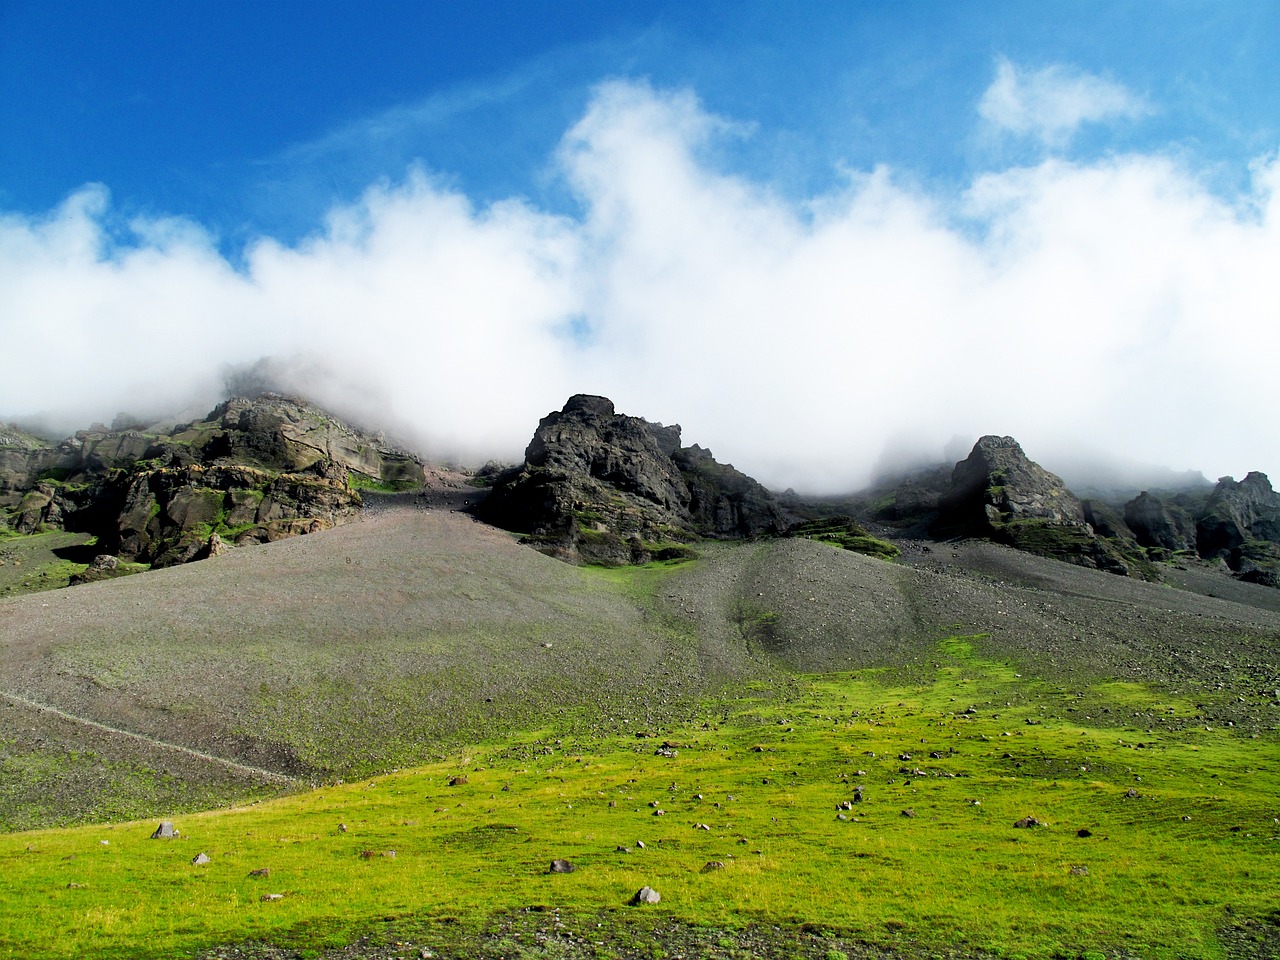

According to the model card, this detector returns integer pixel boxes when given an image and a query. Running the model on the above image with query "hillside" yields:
[4,489,1279,832]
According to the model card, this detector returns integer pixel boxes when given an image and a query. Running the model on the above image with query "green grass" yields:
[0,530,96,596]
[2,635,1276,959]
[348,472,422,493]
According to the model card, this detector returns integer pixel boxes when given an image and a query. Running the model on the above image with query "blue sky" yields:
[2,1,1278,489]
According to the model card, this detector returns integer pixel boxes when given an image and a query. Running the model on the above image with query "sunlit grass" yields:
[1,637,1277,959]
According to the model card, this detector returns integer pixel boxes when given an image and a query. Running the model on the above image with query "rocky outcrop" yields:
[1195,473,1280,586]
[0,395,424,572]
[480,395,787,563]
[933,436,1087,537]
[932,436,1148,577]
[1124,492,1197,553]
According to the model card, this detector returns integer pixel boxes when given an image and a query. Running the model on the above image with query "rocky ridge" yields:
[480,395,788,563]
[0,394,426,573]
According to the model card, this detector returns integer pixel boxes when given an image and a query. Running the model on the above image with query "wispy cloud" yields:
[2,79,1276,491]
[979,57,1148,147]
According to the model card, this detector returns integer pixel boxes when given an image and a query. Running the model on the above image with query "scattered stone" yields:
[548,859,575,874]
[616,846,631,853]
[338,823,348,833]
[192,853,211,865]
[1013,817,1042,829]
[694,823,710,831]
[898,753,912,761]
[630,886,661,905]
[248,868,270,877]
[635,840,646,849]
[150,821,176,840]
[901,809,917,818]
[1070,865,1090,876]
[98,840,109,846]
[66,883,85,889]
[652,809,665,817]
[1077,828,1093,838]
[701,861,726,873]
[260,893,284,902]
[449,775,469,787]
[1125,788,1139,798]
[836,813,848,821]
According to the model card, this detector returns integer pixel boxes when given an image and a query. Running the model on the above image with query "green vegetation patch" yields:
[1,639,1276,960]
[349,472,422,493]
[788,517,901,560]
[0,530,96,597]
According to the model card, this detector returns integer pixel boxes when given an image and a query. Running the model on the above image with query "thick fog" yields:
[2,77,1277,492]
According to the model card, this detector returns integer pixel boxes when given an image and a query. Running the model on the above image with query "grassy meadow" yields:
[3,629,1277,960]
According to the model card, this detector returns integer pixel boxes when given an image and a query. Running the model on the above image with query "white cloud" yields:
[979,57,1148,147]
[2,80,1277,491]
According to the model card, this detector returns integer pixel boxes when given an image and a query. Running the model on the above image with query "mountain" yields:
[479,394,789,563]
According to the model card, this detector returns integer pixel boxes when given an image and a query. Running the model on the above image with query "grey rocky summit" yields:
[481,394,787,564]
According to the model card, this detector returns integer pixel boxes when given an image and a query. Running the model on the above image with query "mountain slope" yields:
[4,491,1279,830]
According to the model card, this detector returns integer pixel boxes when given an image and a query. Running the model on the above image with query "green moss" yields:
[788,517,901,560]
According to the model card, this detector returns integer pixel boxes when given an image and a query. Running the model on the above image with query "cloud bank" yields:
[2,77,1277,492]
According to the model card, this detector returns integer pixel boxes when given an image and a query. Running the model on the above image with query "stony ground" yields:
[193,909,1280,960]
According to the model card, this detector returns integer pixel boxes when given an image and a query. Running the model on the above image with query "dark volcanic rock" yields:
[480,395,787,563]
[933,436,1085,536]
[1197,473,1280,556]
[1197,473,1280,585]
[932,436,1146,577]
[1125,491,1197,552]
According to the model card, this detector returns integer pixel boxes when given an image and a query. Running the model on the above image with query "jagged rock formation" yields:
[1124,491,1197,553]
[931,436,1150,577]
[0,395,426,570]
[480,395,787,564]
[1195,472,1280,586]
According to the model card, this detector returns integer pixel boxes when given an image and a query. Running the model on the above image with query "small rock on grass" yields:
[631,886,661,905]
[1013,816,1042,829]
[192,853,211,865]
[150,821,176,839]
[248,868,270,877]
[701,861,726,873]
[260,893,284,902]
[1070,865,1089,876]
[548,859,575,874]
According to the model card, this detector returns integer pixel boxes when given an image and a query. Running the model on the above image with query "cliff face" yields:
[480,395,787,564]
[0,394,426,569]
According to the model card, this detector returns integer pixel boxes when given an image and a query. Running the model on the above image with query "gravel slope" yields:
[2,504,1278,830]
